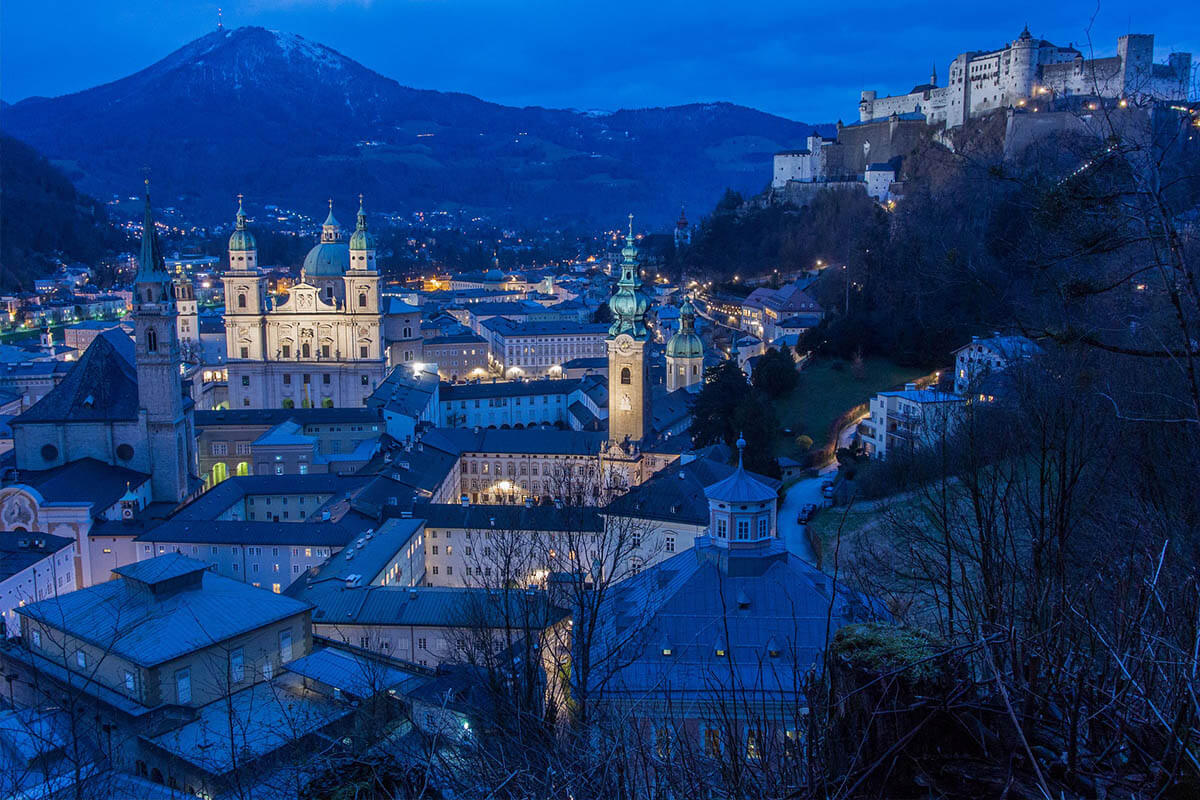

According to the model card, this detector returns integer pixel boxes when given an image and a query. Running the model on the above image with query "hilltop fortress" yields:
[859,29,1190,129]
[770,29,1193,204]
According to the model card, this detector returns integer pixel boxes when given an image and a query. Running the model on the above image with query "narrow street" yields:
[775,414,865,564]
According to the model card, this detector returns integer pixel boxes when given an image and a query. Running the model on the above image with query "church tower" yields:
[607,215,651,446]
[134,182,195,503]
[666,296,704,392]
[346,195,381,315]
[222,196,268,407]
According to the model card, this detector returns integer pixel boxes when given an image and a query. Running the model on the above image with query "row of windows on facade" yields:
[238,373,372,386]
[461,459,582,476]
[236,291,373,309]
[712,516,770,539]
[30,628,292,701]
[449,395,563,410]
[237,344,374,360]
[143,543,329,558]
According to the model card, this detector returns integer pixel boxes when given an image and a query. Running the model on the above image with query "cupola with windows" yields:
[703,436,778,549]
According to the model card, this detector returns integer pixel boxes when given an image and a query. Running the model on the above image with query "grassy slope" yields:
[772,357,927,459]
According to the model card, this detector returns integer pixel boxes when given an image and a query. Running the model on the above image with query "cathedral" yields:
[1,184,198,587]
[224,199,387,409]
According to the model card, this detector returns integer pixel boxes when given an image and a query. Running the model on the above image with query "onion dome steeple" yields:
[228,194,257,252]
[666,295,703,359]
[607,214,652,340]
[348,194,376,252]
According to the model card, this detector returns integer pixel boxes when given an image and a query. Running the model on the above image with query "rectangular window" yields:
[737,520,750,540]
[262,661,273,681]
[176,668,191,704]
[282,345,291,358]
[272,583,281,593]
[360,346,368,358]
[323,373,331,384]
[241,375,250,386]
[231,648,244,682]
[31,631,41,649]
[124,671,135,693]
[240,347,249,359]
[758,518,768,538]
[280,630,293,661]
[716,518,727,538]
[76,650,87,669]
[418,637,427,650]
[361,374,369,385]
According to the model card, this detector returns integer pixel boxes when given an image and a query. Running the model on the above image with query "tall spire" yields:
[608,212,651,340]
[137,180,169,284]
[348,194,376,253]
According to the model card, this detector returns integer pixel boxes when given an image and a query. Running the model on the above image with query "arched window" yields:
[358,293,367,308]
[620,367,631,385]
[237,293,246,309]
[146,329,158,352]
[301,343,311,359]
[144,289,153,303]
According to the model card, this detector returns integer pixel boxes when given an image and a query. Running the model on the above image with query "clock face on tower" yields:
[615,334,634,356]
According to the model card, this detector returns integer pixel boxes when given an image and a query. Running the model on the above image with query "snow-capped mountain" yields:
[3,27,827,224]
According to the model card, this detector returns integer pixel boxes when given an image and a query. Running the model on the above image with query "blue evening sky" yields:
[2,0,1195,122]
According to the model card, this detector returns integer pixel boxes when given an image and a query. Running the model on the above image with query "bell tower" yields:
[607,214,651,446]
[666,296,704,392]
[134,182,195,503]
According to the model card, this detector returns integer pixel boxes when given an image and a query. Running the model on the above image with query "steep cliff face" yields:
[3,27,828,224]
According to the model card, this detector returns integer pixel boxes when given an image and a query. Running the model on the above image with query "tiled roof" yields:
[18,555,312,667]
[9,457,150,511]
[0,533,73,581]
[605,456,779,526]
[170,473,368,516]
[134,520,358,546]
[590,540,878,705]
[295,581,568,630]
[14,330,138,423]
[441,378,579,401]
[413,502,602,533]
[194,407,381,428]
[420,427,607,457]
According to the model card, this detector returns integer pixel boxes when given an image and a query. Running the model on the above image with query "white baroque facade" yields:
[225,200,387,409]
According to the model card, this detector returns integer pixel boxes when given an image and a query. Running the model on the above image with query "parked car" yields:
[797,503,818,524]
[821,481,835,499]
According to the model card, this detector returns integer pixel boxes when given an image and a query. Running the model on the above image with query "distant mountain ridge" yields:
[2,27,828,226]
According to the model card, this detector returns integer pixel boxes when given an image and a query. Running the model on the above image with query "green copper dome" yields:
[348,198,376,251]
[304,200,350,277]
[666,297,703,358]
[608,215,652,339]
[303,242,350,276]
[228,196,257,252]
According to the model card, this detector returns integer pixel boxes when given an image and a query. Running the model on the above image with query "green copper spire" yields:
[607,213,651,339]
[348,194,376,252]
[228,193,257,253]
[137,180,170,284]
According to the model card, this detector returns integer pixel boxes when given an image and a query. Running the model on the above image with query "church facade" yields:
[1,185,199,587]
[224,200,387,409]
